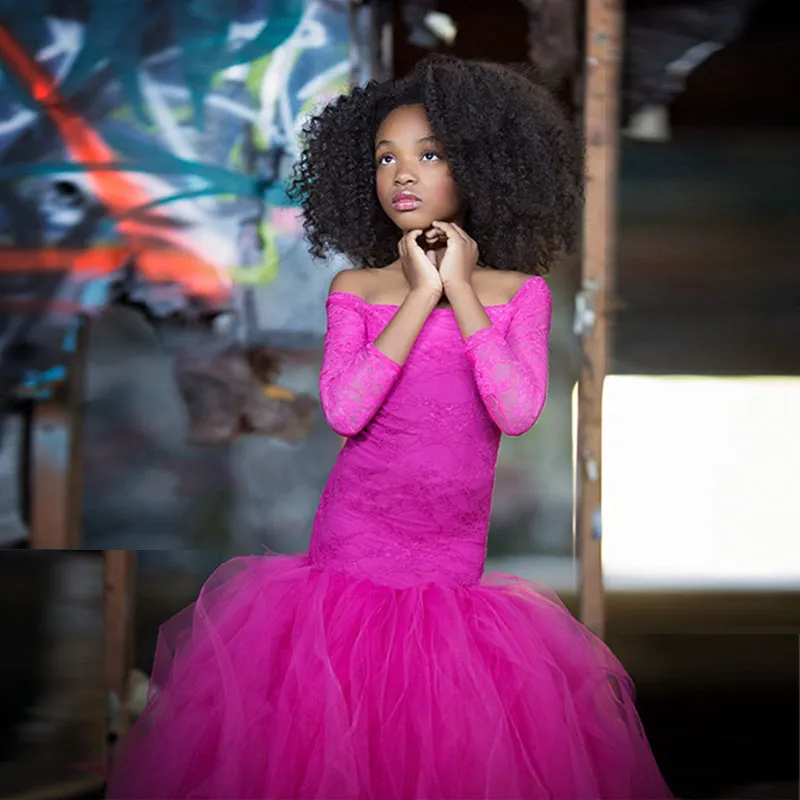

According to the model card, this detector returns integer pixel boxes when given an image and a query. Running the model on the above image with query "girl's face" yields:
[374,104,462,234]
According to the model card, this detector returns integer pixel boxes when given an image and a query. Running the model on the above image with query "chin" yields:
[394,212,436,232]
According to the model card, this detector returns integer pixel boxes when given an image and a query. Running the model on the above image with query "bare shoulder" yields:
[506,271,535,294]
[328,266,400,301]
[476,268,539,304]
[328,268,368,298]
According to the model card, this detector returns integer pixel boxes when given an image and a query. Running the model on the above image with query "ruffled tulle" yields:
[106,555,672,799]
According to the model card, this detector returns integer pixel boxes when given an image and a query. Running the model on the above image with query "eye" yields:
[421,151,441,162]
[377,153,395,166]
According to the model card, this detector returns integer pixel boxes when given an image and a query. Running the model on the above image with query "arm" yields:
[460,277,552,436]
[320,270,439,437]
[445,279,493,339]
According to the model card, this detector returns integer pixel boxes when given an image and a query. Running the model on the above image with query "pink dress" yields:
[106,276,672,799]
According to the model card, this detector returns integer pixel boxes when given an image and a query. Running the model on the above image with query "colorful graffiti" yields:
[0,0,352,395]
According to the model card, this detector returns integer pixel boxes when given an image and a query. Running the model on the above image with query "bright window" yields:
[574,377,800,589]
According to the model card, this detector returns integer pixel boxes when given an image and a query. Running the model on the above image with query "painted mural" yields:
[0,0,352,398]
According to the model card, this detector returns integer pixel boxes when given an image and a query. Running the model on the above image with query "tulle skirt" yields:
[106,555,672,799]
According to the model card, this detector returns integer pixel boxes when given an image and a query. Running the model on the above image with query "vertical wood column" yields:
[577,0,624,638]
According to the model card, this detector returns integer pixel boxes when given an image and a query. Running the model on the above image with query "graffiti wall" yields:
[0,0,360,554]
[0,0,351,397]
[0,2,578,564]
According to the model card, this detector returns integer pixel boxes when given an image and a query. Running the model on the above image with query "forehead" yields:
[375,104,432,144]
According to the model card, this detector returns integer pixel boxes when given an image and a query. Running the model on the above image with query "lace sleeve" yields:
[463,277,552,436]
[319,293,403,437]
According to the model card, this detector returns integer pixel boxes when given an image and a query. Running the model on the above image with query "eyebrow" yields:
[375,135,439,149]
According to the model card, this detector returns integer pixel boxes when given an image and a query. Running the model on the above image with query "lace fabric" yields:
[464,277,552,436]
[310,277,551,588]
[319,297,403,437]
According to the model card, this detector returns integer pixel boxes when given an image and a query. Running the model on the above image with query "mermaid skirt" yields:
[106,555,672,799]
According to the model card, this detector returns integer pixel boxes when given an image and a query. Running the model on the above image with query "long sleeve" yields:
[463,277,552,437]
[319,293,403,437]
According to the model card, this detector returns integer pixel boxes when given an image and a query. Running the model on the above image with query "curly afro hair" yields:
[289,55,583,275]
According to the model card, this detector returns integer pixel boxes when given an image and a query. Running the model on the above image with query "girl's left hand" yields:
[430,221,479,290]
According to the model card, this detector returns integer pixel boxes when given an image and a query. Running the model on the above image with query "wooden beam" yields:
[576,0,623,639]
[104,551,137,758]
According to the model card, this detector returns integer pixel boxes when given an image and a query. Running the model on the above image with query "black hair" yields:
[289,55,583,274]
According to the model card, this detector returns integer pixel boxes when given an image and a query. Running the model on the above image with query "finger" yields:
[431,220,456,235]
[405,229,426,251]
[435,220,469,244]
[432,222,461,252]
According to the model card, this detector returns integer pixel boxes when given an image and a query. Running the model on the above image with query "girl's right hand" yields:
[398,229,443,301]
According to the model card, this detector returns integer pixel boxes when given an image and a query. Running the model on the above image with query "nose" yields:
[393,161,417,187]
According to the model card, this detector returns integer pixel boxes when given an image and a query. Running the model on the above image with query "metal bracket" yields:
[591,507,603,541]
[573,278,599,337]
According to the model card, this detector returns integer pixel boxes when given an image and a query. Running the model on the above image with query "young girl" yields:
[107,56,672,799]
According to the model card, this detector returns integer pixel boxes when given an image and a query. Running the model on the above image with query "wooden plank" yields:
[28,320,87,549]
[576,0,623,639]
[104,551,137,758]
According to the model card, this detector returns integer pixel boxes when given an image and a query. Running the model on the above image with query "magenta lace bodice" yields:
[309,276,552,589]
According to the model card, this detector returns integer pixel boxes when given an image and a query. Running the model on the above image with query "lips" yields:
[391,191,422,211]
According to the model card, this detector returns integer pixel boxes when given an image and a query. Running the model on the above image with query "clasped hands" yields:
[397,221,479,301]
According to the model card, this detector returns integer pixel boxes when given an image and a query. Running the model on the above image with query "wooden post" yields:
[19,319,138,778]
[576,0,623,639]
[28,319,87,549]
[104,550,137,757]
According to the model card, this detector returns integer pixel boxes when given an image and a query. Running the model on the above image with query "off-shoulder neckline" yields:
[327,275,544,312]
